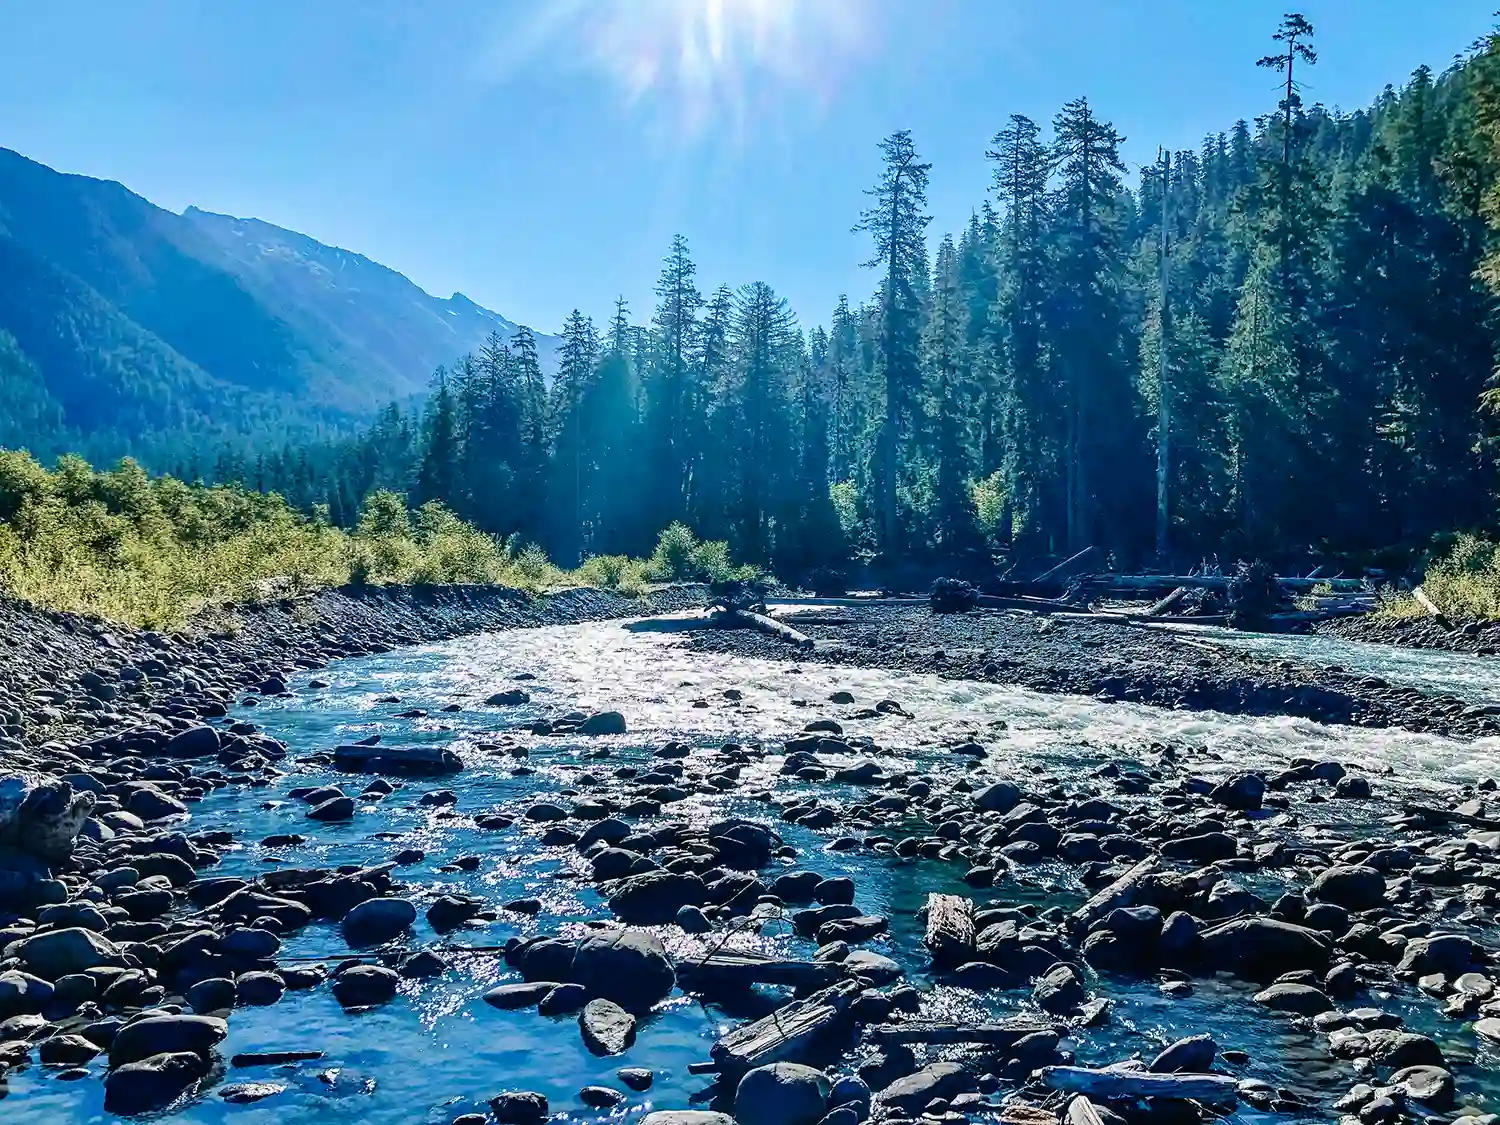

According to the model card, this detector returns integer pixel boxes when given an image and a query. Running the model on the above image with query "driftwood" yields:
[709,980,861,1076]
[1065,1096,1113,1125]
[1144,586,1188,616]
[923,893,976,966]
[1067,856,1158,933]
[1084,574,1364,594]
[677,950,845,991]
[721,608,814,649]
[1414,586,1448,624]
[1403,802,1500,831]
[868,1019,1061,1046]
[1039,1066,1238,1105]
[1034,546,1097,584]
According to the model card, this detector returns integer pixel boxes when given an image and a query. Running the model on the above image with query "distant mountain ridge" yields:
[0,147,556,464]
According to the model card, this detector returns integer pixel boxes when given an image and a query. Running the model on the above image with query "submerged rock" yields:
[735,1062,831,1125]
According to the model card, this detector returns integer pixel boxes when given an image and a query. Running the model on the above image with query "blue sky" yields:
[0,1,1492,334]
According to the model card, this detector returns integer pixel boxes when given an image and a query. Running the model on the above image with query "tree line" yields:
[186,17,1500,579]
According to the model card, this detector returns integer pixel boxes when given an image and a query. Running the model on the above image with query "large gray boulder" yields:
[579,998,636,1055]
[570,928,676,1010]
[1309,865,1386,911]
[109,1014,228,1067]
[608,870,707,925]
[6,926,123,978]
[0,772,95,859]
[340,898,417,946]
[878,1062,973,1113]
[736,1063,831,1125]
[1199,917,1330,978]
[105,1051,211,1114]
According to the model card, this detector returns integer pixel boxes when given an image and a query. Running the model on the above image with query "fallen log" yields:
[1065,1096,1113,1125]
[1413,586,1449,626]
[709,980,861,1077]
[923,893,976,967]
[868,1019,1061,1046]
[1039,1066,1238,1105]
[719,608,814,650]
[1067,856,1158,933]
[1144,586,1188,616]
[1034,546,1097,584]
[677,950,845,991]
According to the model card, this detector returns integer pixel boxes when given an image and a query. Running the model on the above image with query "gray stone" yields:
[878,1061,973,1113]
[1150,1034,1216,1073]
[1253,982,1333,1015]
[105,1051,211,1114]
[330,964,399,1008]
[579,998,636,1055]
[570,928,676,1009]
[109,1014,228,1067]
[1309,866,1386,911]
[1199,917,1330,978]
[341,898,417,946]
[0,772,95,859]
[490,1091,549,1124]
[6,927,122,978]
[736,1062,832,1125]
[580,711,628,736]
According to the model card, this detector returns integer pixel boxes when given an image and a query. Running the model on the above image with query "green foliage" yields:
[970,471,1008,546]
[1400,534,1500,620]
[574,554,650,596]
[643,522,757,583]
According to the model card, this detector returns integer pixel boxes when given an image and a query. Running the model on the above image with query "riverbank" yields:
[0,582,706,768]
[685,604,1500,740]
[1319,612,1500,656]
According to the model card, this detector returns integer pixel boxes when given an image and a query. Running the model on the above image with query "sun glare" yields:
[499,0,872,136]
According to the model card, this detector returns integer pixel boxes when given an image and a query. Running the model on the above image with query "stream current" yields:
[13,619,1500,1124]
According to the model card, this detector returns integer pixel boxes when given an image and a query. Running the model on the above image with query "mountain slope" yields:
[0,147,555,462]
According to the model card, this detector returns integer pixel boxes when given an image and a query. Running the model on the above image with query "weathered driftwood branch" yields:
[1034,546,1097,584]
[1067,856,1158,933]
[709,980,861,1076]
[923,893,975,967]
[1413,586,1448,624]
[1144,586,1188,616]
[1039,1067,1238,1104]
[677,950,845,991]
[1064,1096,1113,1125]
[867,1019,1060,1046]
[720,608,814,649]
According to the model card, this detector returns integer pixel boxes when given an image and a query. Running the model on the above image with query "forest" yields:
[169,17,1500,584]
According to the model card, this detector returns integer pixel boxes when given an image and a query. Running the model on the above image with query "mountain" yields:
[0,147,556,464]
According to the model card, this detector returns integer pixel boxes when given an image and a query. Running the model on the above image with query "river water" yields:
[11,619,1500,1123]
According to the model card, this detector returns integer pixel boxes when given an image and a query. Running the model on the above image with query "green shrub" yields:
[576,553,650,595]
[1400,533,1500,620]
[642,522,757,583]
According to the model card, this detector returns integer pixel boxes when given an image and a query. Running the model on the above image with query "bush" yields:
[642,522,757,583]
[576,554,650,596]
[1401,533,1500,619]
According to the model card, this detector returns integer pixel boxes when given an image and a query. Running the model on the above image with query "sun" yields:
[499,0,872,136]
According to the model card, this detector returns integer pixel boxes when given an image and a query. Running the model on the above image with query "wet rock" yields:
[539,984,588,1015]
[1150,1033,1216,1073]
[105,1050,211,1114]
[109,1014,228,1067]
[1397,934,1482,977]
[1310,866,1386,911]
[220,1082,286,1104]
[341,898,417,946]
[487,690,531,706]
[843,950,904,984]
[974,782,1022,813]
[308,795,355,821]
[483,982,557,1010]
[186,977,237,1014]
[1199,917,1330,978]
[1328,1028,1445,1069]
[428,895,483,934]
[608,870,707,925]
[1033,963,1086,1015]
[1210,773,1265,811]
[330,965,399,1008]
[6,927,122,978]
[640,1114,734,1125]
[579,998,636,1056]
[0,970,53,1016]
[570,928,676,1010]
[877,1061,972,1114]
[580,711,628,736]
[40,1032,102,1065]
[163,726,221,759]
[736,1062,831,1125]
[581,1085,626,1108]
[1253,982,1332,1015]
[236,971,286,1006]
[1390,1065,1455,1110]
[618,1067,654,1091]
[1161,832,1237,862]
[490,1090,549,1125]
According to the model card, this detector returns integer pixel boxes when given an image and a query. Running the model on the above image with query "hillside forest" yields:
[90,19,1500,581]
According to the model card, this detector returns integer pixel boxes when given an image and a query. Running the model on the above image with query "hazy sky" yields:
[0,0,1491,332]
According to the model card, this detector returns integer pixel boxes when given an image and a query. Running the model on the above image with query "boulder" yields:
[109,1014,228,1067]
[1210,773,1265,810]
[1033,963,1087,1015]
[1253,982,1332,1015]
[490,1091,549,1124]
[1390,1065,1456,1111]
[186,977,237,1014]
[579,998,636,1055]
[608,870,706,925]
[1199,917,1330,978]
[487,690,532,706]
[307,796,355,821]
[1309,866,1386,911]
[0,970,53,1016]
[1397,934,1483,977]
[341,898,417,946]
[163,726,221,758]
[735,1062,832,1125]
[332,744,462,777]
[105,1051,211,1115]
[641,1115,735,1125]
[331,964,399,1008]
[878,1061,973,1113]
[1150,1034,1216,1073]
[580,711,628,736]
[0,772,95,860]
[974,782,1022,814]
[570,929,676,1009]
[6,926,122,978]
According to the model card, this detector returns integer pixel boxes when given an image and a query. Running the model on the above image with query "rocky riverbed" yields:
[1320,614,1500,658]
[3,593,1500,1125]
[686,604,1500,740]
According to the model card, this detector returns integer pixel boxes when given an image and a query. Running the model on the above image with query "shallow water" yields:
[11,620,1500,1123]
[1169,624,1500,705]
